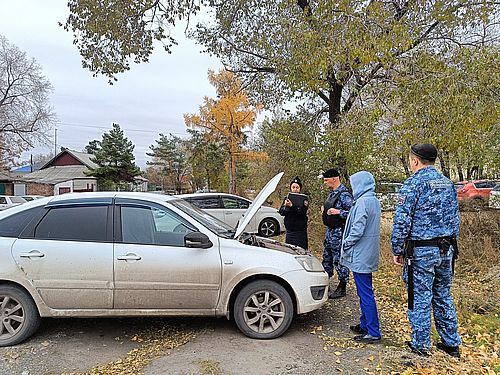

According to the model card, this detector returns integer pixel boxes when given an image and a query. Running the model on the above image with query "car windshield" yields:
[493,183,500,191]
[169,198,236,238]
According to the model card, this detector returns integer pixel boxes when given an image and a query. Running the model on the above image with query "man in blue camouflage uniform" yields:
[321,168,353,299]
[391,144,461,358]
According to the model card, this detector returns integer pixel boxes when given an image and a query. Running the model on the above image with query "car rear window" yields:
[186,197,221,209]
[0,206,44,238]
[377,183,402,194]
[34,205,108,242]
[475,181,496,189]
[222,197,250,209]
[10,196,26,204]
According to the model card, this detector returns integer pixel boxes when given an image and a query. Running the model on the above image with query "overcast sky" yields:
[0,0,222,167]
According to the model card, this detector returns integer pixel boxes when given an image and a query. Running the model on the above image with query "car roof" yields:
[49,191,178,203]
[0,192,181,220]
[7,192,178,207]
[178,192,249,200]
[458,179,497,184]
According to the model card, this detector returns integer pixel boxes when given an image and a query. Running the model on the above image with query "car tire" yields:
[258,218,279,237]
[233,280,294,339]
[0,285,41,347]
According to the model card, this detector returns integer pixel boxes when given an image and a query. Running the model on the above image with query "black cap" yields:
[290,176,302,189]
[321,168,340,178]
[411,143,438,162]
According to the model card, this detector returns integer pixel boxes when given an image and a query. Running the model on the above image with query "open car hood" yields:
[234,172,284,238]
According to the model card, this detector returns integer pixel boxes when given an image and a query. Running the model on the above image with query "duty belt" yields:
[412,237,452,248]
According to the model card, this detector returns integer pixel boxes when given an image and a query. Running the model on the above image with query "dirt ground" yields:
[0,281,437,375]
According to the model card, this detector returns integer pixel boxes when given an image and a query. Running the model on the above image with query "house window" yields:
[59,187,71,195]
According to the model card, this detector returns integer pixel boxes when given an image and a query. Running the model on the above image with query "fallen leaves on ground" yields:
[319,334,365,350]
[62,322,200,375]
[372,213,500,375]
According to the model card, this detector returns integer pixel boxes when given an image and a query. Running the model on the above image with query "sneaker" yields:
[353,334,381,343]
[349,324,368,335]
[436,342,460,358]
[406,341,430,357]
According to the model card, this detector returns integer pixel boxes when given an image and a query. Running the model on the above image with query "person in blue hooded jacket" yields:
[341,171,382,343]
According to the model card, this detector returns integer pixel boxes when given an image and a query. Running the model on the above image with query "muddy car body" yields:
[0,174,328,346]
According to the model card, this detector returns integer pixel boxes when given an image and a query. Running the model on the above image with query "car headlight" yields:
[295,255,325,272]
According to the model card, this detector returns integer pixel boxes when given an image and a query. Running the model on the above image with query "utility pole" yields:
[54,127,58,157]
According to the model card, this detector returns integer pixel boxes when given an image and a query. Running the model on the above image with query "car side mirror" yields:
[184,231,213,249]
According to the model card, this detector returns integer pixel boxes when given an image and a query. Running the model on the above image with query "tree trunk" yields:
[438,150,450,178]
[206,169,211,191]
[228,152,236,194]
[467,166,478,180]
[478,166,484,179]
[456,159,464,182]
[400,155,410,177]
[328,82,343,125]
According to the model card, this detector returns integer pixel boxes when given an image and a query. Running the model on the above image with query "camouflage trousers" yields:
[403,246,461,350]
[322,227,349,283]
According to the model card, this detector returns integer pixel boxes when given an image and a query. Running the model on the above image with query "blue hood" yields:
[349,171,375,200]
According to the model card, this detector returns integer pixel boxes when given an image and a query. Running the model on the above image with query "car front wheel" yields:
[258,218,279,237]
[0,285,41,347]
[233,280,294,339]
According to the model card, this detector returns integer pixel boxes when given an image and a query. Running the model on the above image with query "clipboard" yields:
[287,193,309,208]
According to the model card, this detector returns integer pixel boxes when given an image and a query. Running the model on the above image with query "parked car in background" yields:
[456,180,497,202]
[0,195,26,210]
[22,195,45,201]
[375,182,403,211]
[488,183,500,209]
[179,193,285,237]
[0,173,328,346]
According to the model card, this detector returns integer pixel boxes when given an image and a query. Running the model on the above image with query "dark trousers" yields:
[353,272,381,338]
[285,229,308,250]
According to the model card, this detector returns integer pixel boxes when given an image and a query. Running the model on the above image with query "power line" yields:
[55,121,189,137]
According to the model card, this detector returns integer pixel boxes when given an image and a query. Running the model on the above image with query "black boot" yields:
[328,281,347,299]
[436,342,460,358]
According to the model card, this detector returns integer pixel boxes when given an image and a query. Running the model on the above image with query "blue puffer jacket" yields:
[340,171,381,273]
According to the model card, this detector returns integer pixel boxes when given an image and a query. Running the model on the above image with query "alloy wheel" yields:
[242,290,286,334]
[260,220,276,237]
[0,295,25,341]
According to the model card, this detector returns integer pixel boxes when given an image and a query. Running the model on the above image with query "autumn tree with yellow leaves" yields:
[184,70,262,194]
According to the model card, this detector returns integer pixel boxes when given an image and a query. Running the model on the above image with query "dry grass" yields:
[307,209,500,373]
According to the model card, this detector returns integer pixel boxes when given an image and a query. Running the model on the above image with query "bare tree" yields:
[0,35,55,167]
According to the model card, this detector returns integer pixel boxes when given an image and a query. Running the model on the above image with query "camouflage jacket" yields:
[325,184,353,240]
[391,166,460,256]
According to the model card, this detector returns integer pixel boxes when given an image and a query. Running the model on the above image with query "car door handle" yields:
[117,253,142,261]
[19,250,45,258]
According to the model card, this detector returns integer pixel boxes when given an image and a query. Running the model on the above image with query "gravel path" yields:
[0,283,422,375]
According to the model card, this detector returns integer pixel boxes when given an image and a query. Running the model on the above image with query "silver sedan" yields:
[0,191,328,346]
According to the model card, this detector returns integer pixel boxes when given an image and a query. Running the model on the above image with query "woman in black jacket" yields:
[278,176,309,249]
